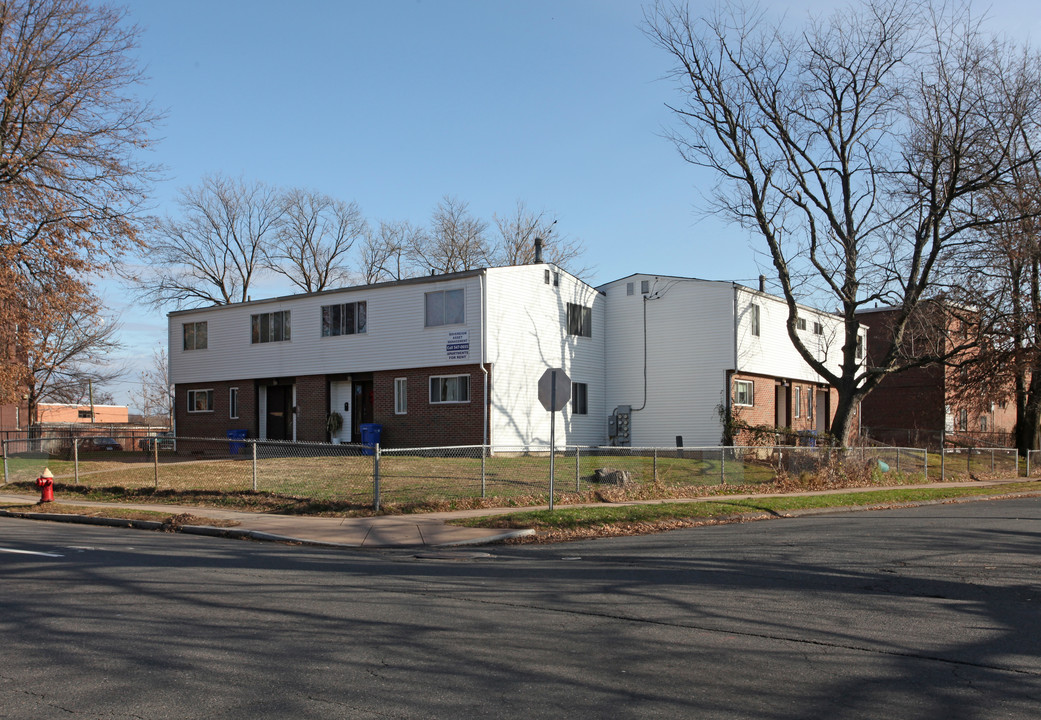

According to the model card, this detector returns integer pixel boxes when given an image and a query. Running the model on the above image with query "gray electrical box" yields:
[612,405,632,446]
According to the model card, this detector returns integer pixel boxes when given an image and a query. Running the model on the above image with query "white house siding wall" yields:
[169,274,486,385]
[734,287,857,381]
[483,265,606,447]
[600,276,736,447]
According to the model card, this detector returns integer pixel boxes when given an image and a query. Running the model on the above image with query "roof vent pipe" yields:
[534,237,544,264]
[759,274,766,292]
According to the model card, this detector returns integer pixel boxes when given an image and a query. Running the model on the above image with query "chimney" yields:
[534,237,544,264]
[759,274,766,292]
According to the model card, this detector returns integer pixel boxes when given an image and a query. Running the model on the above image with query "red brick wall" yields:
[175,380,256,438]
[175,365,489,448]
[294,374,328,442]
[373,363,488,448]
[730,372,845,443]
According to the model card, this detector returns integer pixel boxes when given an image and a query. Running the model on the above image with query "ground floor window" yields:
[229,387,238,419]
[572,382,588,415]
[734,379,754,407]
[188,389,214,413]
[430,375,469,404]
[395,378,407,414]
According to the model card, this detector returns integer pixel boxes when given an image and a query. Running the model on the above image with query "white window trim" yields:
[734,379,754,407]
[429,374,470,404]
[229,387,239,419]
[394,377,407,415]
[793,386,801,418]
[187,389,214,413]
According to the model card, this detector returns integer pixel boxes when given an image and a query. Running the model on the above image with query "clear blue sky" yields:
[104,0,1040,411]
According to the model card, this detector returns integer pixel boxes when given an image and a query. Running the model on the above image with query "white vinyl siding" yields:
[169,276,484,384]
[600,276,734,447]
[483,265,606,447]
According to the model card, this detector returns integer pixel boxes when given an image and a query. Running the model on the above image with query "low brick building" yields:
[857,305,1016,446]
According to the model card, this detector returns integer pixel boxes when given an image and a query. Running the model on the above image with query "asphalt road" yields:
[2,496,1040,719]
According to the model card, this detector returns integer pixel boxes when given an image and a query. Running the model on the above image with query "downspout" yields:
[479,271,489,450]
[632,294,649,412]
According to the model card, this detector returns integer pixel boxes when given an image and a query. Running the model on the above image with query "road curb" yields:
[0,509,536,548]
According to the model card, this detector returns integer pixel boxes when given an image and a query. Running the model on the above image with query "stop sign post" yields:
[538,368,570,510]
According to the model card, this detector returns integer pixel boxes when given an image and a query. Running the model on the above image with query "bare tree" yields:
[0,0,158,401]
[137,175,284,308]
[131,345,172,426]
[946,138,1041,452]
[359,220,420,284]
[19,283,124,424]
[491,200,591,275]
[646,0,1041,444]
[409,196,491,273]
[266,189,367,293]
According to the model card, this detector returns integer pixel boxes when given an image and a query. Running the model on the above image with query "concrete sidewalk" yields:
[0,492,535,547]
[2,478,1038,548]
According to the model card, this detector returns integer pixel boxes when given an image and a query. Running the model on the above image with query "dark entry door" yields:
[267,385,293,440]
[352,380,374,438]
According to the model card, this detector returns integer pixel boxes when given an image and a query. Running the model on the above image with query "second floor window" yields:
[425,289,464,327]
[183,321,207,350]
[567,303,592,337]
[322,301,367,336]
[251,311,291,344]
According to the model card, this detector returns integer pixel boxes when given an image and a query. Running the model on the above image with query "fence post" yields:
[574,446,580,493]
[653,447,658,482]
[73,440,80,485]
[1028,450,1031,478]
[991,449,995,473]
[2,440,7,485]
[481,444,486,499]
[373,443,381,512]
[153,441,159,489]
[896,447,901,474]
[251,441,258,492]
[720,447,726,485]
[940,446,946,481]
[923,449,928,481]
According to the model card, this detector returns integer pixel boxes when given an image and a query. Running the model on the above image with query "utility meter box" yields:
[612,405,632,446]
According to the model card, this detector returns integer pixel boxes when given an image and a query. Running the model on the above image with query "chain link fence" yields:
[2,436,1030,510]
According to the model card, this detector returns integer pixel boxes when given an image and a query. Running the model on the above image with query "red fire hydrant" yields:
[36,468,54,503]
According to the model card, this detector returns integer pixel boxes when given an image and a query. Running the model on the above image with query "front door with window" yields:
[815,389,829,433]
[266,385,294,441]
[330,380,352,443]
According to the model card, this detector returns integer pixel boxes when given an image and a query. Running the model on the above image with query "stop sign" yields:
[538,368,571,412]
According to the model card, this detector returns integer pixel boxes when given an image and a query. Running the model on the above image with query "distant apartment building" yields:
[169,259,864,448]
[857,305,1016,446]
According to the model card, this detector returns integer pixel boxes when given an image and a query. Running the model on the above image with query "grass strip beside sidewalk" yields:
[450,483,1041,541]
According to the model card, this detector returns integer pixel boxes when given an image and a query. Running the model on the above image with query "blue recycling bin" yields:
[227,429,247,455]
[359,423,382,455]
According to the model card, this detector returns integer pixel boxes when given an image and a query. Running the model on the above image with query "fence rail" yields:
[1,436,1029,511]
